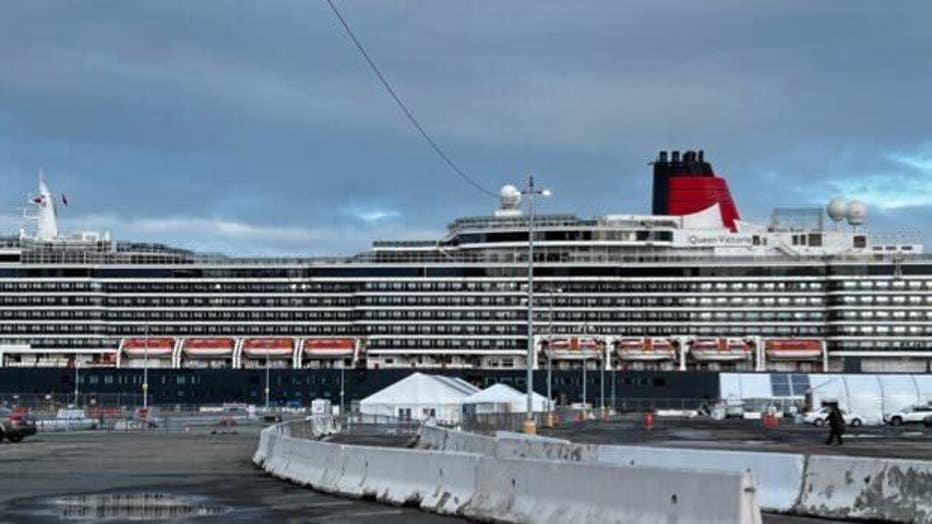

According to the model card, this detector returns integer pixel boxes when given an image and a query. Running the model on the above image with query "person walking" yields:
[825,405,845,446]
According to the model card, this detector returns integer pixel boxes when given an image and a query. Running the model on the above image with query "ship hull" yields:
[0,368,721,408]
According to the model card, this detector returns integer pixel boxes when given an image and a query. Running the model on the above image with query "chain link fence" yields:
[0,391,306,433]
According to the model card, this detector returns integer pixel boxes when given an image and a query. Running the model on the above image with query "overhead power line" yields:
[323,0,496,198]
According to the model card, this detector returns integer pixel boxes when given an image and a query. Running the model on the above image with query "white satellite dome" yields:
[846,200,868,225]
[826,198,848,222]
[500,185,521,210]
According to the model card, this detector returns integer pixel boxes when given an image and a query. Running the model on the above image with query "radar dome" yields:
[826,198,848,222]
[846,200,867,225]
[500,185,521,210]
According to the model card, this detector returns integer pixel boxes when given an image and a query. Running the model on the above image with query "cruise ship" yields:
[0,151,928,405]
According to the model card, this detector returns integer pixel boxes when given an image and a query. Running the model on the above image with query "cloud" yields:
[2,2,932,251]
[814,146,932,210]
[339,204,401,223]
[0,212,439,257]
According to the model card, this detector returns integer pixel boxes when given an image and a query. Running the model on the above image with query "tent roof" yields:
[464,383,548,404]
[360,372,480,406]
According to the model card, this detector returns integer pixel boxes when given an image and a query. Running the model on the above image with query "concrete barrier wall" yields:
[413,425,932,522]
[598,445,805,513]
[337,445,480,515]
[494,432,598,462]
[419,425,596,462]
[257,427,481,516]
[256,425,762,524]
[468,455,761,524]
[794,455,932,523]
[252,425,273,465]
[415,424,447,450]
[416,424,498,456]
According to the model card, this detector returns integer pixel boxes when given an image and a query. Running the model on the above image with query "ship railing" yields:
[10,245,932,266]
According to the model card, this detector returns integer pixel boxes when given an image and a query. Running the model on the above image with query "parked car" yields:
[0,407,37,442]
[802,407,863,427]
[884,404,932,426]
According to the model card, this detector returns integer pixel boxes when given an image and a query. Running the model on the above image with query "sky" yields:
[1,1,931,255]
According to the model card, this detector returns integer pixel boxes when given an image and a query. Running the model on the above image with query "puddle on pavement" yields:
[51,492,232,521]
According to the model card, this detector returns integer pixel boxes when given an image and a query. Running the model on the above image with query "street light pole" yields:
[521,175,550,435]
[73,358,79,407]
[546,286,561,408]
[600,342,606,415]
[547,291,554,405]
[265,352,270,410]
[610,356,616,414]
[340,364,346,416]
[143,323,149,411]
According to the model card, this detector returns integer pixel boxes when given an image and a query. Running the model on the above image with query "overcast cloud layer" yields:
[1,1,931,255]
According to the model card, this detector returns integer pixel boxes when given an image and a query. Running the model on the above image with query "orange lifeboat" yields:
[690,338,751,361]
[615,338,676,361]
[765,339,822,360]
[303,338,355,359]
[242,338,295,359]
[182,338,235,358]
[121,338,174,358]
[544,337,601,359]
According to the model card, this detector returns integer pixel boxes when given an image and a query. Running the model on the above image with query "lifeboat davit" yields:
[690,338,751,361]
[121,338,174,358]
[615,338,676,361]
[182,338,235,358]
[303,338,355,359]
[544,337,601,359]
[242,338,295,359]
[765,339,822,360]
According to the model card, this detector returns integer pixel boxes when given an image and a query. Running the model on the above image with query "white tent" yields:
[462,383,553,414]
[807,374,932,425]
[359,372,480,424]
[721,373,932,425]
[719,373,776,400]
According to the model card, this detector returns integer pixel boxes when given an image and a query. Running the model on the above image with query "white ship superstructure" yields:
[0,152,928,375]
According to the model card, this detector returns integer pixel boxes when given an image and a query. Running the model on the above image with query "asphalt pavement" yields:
[540,413,932,459]
[0,428,466,524]
[0,424,883,523]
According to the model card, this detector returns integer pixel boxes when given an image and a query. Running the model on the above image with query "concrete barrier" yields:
[794,455,932,523]
[419,426,596,462]
[413,426,932,522]
[417,424,498,456]
[307,415,340,437]
[494,431,598,462]
[598,445,805,513]
[415,424,448,450]
[466,455,762,524]
[252,425,273,465]
[256,424,762,524]
[339,445,480,515]
[257,427,480,516]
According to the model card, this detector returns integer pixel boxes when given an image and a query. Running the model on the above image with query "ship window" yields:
[853,235,867,248]
[808,234,822,247]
